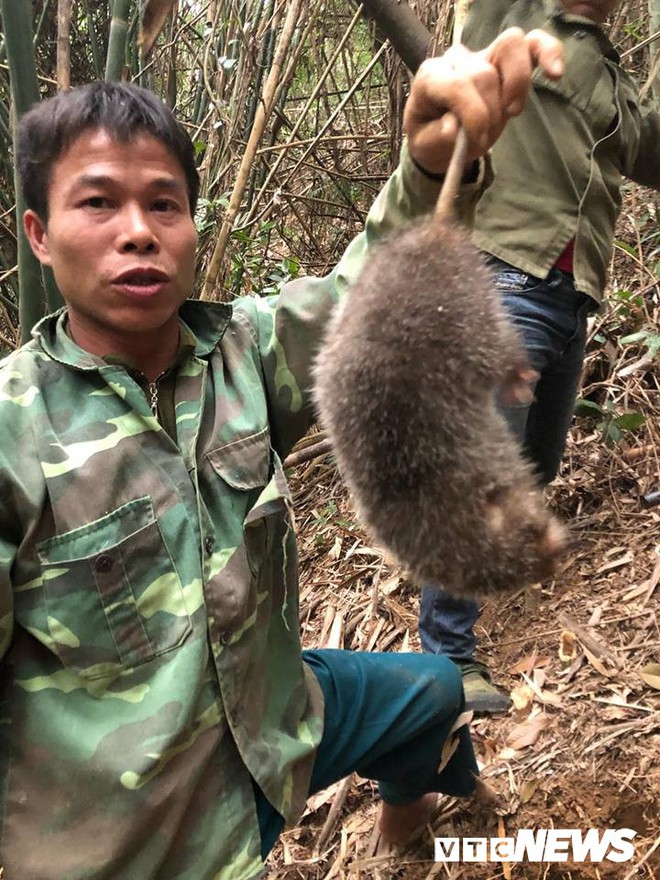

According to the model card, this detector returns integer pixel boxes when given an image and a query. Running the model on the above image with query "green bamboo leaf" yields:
[614,239,637,257]
[621,331,660,358]
[603,420,622,446]
[574,399,603,417]
[613,412,646,431]
[620,331,647,344]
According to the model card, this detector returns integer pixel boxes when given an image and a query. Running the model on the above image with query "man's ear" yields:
[23,210,52,265]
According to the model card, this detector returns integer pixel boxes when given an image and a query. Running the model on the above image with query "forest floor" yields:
[267,294,660,879]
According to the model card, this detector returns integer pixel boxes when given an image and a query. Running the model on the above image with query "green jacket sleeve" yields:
[629,102,660,189]
[252,143,488,458]
[0,361,51,664]
[0,537,14,660]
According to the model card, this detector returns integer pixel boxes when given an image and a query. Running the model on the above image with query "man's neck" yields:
[67,314,180,381]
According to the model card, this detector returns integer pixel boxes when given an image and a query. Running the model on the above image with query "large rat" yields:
[314,136,566,598]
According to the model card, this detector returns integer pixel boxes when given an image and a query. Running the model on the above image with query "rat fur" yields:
[314,216,565,597]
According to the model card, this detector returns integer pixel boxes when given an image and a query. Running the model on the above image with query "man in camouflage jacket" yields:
[0,30,562,879]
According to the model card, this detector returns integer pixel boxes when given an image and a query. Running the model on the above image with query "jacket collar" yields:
[32,299,233,370]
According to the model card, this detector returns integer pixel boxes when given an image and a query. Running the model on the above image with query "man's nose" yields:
[118,204,158,252]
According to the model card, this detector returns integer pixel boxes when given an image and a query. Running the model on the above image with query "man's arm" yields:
[250,29,564,458]
[629,103,660,189]
[0,535,15,661]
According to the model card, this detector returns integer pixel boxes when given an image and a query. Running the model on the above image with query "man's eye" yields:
[83,196,109,209]
[153,199,177,212]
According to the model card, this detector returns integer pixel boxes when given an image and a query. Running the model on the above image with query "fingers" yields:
[441,45,506,150]
[404,47,505,171]
[483,28,534,116]
[404,112,460,174]
[404,27,564,175]
[525,28,565,80]
[483,27,564,116]
[497,365,538,407]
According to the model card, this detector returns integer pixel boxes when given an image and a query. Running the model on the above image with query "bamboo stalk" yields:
[56,0,73,91]
[648,0,660,101]
[1,0,47,341]
[105,0,132,81]
[1,1,40,121]
[33,0,54,47]
[238,0,351,231]
[139,0,178,61]
[243,0,274,143]
[83,0,103,80]
[241,40,388,234]
[200,0,304,301]
[283,438,333,469]
[166,7,177,108]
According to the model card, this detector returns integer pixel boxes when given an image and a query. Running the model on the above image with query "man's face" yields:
[24,129,197,357]
[558,0,619,23]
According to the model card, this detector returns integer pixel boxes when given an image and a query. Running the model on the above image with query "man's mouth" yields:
[112,268,170,298]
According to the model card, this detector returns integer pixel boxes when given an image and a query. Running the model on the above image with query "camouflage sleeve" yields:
[0,361,48,661]
[252,142,487,458]
[0,505,15,659]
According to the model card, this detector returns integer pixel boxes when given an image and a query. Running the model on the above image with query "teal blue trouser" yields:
[255,649,478,858]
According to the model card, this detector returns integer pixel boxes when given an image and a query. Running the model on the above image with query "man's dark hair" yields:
[17,81,200,223]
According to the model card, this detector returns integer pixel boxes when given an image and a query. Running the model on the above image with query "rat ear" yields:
[23,210,52,266]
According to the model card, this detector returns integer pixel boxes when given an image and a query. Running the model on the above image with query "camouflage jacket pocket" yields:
[36,496,192,680]
[207,427,271,492]
[202,429,289,638]
[206,427,273,571]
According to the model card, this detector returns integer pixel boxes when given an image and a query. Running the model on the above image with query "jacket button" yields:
[220,631,232,646]
[204,536,215,557]
[94,554,114,573]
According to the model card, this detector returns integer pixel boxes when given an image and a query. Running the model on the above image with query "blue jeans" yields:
[419,258,594,659]
[254,649,478,858]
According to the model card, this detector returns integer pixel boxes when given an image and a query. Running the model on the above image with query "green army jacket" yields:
[0,147,484,879]
[463,0,660,302]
